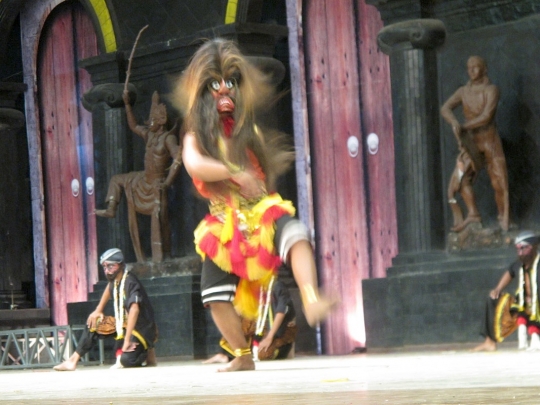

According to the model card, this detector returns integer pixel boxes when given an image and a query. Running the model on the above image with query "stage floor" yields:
[2,344,540,404]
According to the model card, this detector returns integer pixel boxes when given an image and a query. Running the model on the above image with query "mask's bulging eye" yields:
[210,80,220,91]
[225,79,235,89]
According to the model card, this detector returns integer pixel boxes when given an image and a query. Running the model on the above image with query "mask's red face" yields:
[209,78,236,116]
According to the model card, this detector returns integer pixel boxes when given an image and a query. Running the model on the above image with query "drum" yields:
[494,293,518,342]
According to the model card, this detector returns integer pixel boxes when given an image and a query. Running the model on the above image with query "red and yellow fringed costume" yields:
[193,163,295,320]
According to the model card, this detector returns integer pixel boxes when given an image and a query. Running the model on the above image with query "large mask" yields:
[208,78,237,116]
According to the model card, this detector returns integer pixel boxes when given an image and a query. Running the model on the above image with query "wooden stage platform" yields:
[1,343,539,404]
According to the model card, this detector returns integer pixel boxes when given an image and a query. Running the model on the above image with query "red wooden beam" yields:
[356,1,398,279]
[305,0,371,355]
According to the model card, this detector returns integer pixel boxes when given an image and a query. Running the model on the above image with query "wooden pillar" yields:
[303,0,371,355]
[356,1,398,279]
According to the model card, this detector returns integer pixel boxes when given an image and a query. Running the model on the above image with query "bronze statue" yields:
[441,55,509,233]
[95,90,181,263]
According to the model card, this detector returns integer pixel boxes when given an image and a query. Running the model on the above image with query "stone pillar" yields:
[378,19,446,253]
[0,83,32,304]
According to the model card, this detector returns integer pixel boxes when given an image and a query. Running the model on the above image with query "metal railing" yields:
[0,325,104,370]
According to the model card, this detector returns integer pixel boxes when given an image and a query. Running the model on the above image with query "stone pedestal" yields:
[362,248,517,348]
[447,225,523,252]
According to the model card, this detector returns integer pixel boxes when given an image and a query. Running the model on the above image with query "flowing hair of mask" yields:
[172,38,295,191]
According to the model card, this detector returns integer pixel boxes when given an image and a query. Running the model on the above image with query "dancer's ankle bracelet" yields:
[233,347,251,357]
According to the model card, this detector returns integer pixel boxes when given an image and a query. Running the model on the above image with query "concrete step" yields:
[0,308,51,330]
[88,282,200,301]
[363,251,521,348]
[391,248,514,266]
[387,249,515,277]
[88,275,201,301]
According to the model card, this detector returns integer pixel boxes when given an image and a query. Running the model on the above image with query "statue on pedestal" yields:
[95,90,182,263]
[441,55,510,234]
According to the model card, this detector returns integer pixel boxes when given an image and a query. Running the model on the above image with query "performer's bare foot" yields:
[110,356,124,369]
[286,343,295,359]
[471,337,496,352]
[145,348,158,367]
[203,353,229,364]
[217,355,255,372]
[53,360,77,371]
[450,214,481,233]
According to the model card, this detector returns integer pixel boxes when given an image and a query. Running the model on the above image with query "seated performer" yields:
[53,248,157,371]
[175,38,335,372]
[204,278,297,364]
[473,231,540,351]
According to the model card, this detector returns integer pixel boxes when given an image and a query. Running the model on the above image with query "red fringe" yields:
[257,246,281,269]
[261,205,290,225]
[198,202,291,280]
[228,227,248,278]
[199,233,219,259]
[204,214,220,225]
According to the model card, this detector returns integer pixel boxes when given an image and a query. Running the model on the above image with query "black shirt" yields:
[271,280,296,338]
[108,271,157,346]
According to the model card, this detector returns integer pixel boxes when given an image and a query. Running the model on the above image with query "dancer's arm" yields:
[258,312,286,354]
[182,132,262,198]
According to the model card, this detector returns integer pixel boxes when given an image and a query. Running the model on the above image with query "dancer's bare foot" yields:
[145,348,158,367]
[286,343,295,359]
[217,355,255,372]
[53,360,77,371]
[471,338,497,352]
[203,353,229,364]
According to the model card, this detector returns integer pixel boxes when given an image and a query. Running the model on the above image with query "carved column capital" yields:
[82,83,137,111]
[378,19,446,54]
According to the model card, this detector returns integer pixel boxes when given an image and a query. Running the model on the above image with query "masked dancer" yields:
[174,38,334,372]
